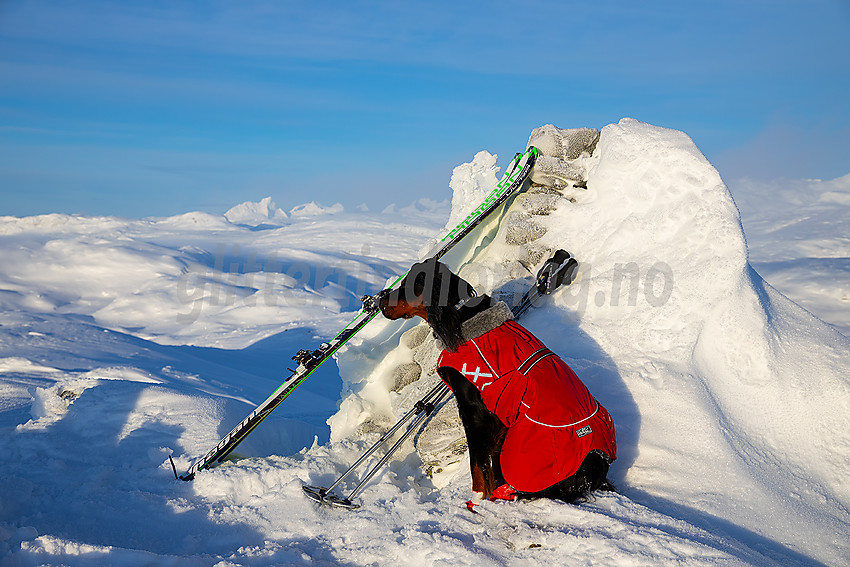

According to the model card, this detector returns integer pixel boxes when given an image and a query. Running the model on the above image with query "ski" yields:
[177,146,538,480]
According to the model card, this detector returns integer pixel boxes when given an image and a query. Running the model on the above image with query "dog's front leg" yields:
[440,368,507,499]
[471,426,507,498]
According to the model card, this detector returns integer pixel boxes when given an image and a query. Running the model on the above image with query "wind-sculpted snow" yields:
[537,120,850,563]
[331,119,850,565]
[1,120,848,565]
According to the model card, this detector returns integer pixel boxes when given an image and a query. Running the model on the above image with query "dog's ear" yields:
[427,302,465,352]
[444,269,477,309]
[405,258,439,304]
[430,262,475,351]
[405,259,479,351]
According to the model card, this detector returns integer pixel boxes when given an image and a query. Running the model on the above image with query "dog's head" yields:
[379,259,482,351]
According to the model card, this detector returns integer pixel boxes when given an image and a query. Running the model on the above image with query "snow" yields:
[732,173,850,336]
[224,197,289,227]
[1,120,849,566]
[288,201,344,218]
[445,150,501,230]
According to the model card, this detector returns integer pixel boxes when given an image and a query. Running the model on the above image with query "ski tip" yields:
[168,454,179,480]
[169,455,195,481]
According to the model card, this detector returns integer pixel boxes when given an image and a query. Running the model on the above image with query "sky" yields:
[1,0,848,218]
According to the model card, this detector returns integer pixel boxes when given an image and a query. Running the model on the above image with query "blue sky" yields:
[1,0,848,218]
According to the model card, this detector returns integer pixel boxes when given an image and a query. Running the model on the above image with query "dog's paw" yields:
[490,484,517,501]
[465,491,484,513]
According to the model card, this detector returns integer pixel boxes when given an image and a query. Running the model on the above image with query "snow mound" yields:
[224,197,289,227]
[331,118,850,565]
[0,213,128,236]
[540,118,849,523]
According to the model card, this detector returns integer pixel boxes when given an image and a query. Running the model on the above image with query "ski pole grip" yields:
[536,249,578,295]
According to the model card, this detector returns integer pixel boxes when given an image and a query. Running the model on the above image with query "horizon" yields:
[1,0,849,218]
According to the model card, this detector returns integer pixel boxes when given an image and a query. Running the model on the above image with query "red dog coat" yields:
[438,308,616,493]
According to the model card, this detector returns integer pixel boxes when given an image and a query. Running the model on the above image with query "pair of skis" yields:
[176,146,539,481]
[302,249,579,509]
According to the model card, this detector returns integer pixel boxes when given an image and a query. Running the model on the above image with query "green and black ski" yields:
[176,146,538,480]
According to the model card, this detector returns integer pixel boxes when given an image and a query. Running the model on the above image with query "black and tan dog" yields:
[379,258,617,505]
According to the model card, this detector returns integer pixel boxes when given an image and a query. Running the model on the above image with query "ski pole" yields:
[344,384,451,504]
[303,382,450,508]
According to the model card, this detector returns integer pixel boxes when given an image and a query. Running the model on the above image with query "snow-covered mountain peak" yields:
[224,196,289,226]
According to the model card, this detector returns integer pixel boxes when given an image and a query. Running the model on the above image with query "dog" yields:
[379,258,617,505]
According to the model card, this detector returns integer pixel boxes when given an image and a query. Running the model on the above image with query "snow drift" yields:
[0,119,847,566]
[329,119,850,564]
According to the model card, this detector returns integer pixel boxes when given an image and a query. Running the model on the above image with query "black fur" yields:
[395,258,486,352]
[439,366,507,496]
[523,451,615,504]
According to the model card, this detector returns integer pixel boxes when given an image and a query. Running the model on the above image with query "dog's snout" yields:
[377,287,397,317]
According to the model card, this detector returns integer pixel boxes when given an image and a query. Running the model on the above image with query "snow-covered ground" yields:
[733,174,850,337]
[1,119,848,566]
